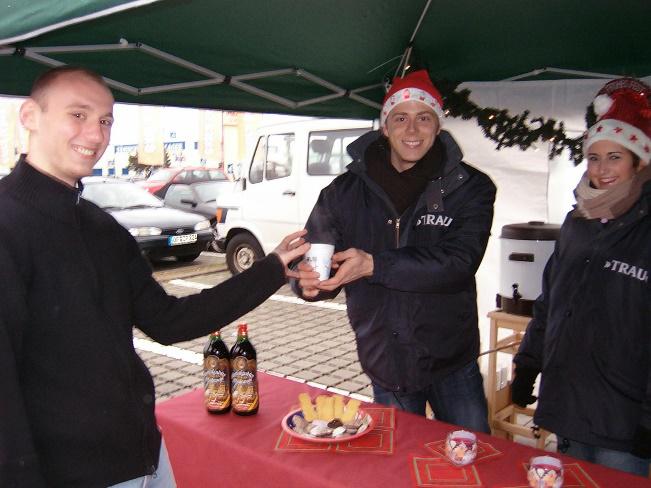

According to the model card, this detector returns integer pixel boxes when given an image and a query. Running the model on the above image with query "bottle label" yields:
[203,356,231,411]
[231,356,258,412]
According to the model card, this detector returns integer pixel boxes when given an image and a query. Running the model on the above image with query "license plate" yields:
[168,233,198,246]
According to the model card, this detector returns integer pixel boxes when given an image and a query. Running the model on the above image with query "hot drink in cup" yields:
[445,430,477,466]
[304,243,335,281]
[527,455,563,488]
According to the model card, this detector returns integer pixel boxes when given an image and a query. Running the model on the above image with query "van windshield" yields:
[308,128,369,175]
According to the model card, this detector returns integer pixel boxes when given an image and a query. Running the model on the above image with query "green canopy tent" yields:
[1,0,649,121]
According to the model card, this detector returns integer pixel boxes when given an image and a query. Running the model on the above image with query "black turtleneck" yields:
[365,136,445,214]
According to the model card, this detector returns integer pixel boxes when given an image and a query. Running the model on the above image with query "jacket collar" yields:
[346,129,469,210]
[5,155,83,226]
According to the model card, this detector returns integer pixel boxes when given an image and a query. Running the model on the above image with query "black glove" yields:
[510,366,539,407]
[631,425,651,459]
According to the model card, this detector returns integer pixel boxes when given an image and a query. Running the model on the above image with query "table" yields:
[156,372,651,487]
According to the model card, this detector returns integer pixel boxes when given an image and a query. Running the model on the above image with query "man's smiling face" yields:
[21,71,114,186]
[382,100,440,172]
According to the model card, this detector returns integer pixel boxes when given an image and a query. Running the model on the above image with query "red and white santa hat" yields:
[380,69,444,127]
[584,77,651,164]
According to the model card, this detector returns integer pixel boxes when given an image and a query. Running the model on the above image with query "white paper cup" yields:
[445,430,477,466]
[304,243,334,281]
[527,455,563,488]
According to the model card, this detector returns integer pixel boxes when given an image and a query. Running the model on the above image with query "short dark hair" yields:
[30,66,109,107]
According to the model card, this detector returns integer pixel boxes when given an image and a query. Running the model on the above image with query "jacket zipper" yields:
[395,217,401,248]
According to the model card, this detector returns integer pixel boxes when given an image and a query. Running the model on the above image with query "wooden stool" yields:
[485,310,552,449]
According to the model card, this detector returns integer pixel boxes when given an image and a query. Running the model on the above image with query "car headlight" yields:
[194,220,211,231]
[129,227,162,237]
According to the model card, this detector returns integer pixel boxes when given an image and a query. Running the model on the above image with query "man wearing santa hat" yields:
[293,69,496,432]
[513,78,651,476]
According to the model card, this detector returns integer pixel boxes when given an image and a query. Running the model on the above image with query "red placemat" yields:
[424,439,502,465]
[364,406,395,429]
[519,462,601,488]
[411,455,482,487]
[274,430,333,452]
[494,462,603,488]
[335,428,394,454]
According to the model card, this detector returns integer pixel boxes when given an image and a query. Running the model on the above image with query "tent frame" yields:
[0,40,619,115]
[0,42,383,110]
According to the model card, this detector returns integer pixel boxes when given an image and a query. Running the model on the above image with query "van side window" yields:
[249,136,266,184]
[265,133,294,180]
[307,128,369,175]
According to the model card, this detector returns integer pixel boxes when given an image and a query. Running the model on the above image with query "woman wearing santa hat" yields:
[513,78,651,476]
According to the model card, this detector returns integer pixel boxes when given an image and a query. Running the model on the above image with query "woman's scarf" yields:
[574,163,651,220]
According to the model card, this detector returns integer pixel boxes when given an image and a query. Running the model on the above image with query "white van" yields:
[215,118,375,274]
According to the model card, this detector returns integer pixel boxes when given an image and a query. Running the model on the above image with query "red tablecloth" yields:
[155,372,651,488]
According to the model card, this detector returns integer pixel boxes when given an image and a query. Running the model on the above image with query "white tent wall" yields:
[445,76,651,380]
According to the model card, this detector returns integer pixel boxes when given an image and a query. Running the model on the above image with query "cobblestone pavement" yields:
[135,253,372,403]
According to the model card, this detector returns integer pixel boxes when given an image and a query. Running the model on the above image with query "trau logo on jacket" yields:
[603,259,648,282]
[415,214,453,227]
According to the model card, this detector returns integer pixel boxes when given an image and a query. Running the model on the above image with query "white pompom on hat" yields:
[380,69,444,127]
[584,77,651,164]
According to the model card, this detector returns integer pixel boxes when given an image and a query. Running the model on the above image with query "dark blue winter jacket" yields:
[515,175,651,452]
[295,130,496,392]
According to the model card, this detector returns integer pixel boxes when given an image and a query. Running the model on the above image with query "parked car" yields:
[137,166,229,196]
[82,177,213,262]
[162,180,234,217]
[162,180,235,252]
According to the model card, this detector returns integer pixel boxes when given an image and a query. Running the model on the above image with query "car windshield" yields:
[194,181,233,202]
[147,168,178,182]
[83,181,164,209]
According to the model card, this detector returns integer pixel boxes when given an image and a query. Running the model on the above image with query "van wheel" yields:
[226,233,264,275]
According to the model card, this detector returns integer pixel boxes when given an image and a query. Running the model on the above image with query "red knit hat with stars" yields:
[381,69,444,127]
[584,77,651,164]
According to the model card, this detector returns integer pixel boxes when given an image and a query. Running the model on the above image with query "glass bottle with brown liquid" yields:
[202,330,231,414]
[229,323,259,415]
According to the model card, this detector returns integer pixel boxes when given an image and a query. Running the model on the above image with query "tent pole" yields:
[137,43,224,79]
[394,0,433,78]
[503,67,617,81]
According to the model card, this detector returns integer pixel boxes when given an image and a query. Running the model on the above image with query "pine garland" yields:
[435,81,588,165]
